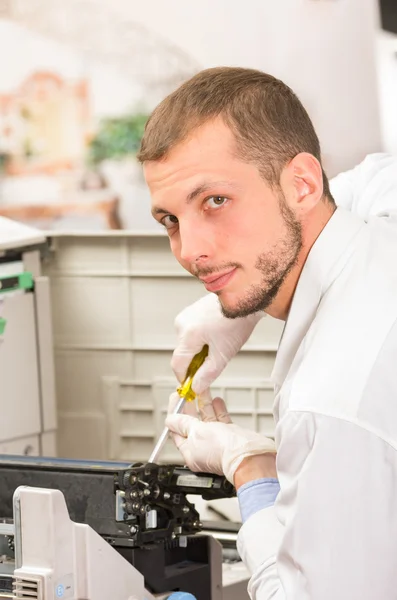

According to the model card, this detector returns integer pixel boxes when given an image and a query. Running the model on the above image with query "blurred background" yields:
[1,0,397,465]
[1,2,397,568]
[0,0,395,232]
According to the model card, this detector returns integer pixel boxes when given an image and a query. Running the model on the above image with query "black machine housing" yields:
[114,461,235,547]
[0,456,237,599]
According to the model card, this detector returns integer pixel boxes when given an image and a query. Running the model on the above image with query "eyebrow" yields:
[152,180,235,217]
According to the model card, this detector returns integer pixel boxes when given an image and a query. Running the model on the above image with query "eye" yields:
[206,196,229,209]
[160,214,179,230]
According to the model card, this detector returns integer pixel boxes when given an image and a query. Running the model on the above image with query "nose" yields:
[178,218,214,266]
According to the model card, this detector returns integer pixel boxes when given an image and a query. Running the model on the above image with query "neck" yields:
[266,201,336,320]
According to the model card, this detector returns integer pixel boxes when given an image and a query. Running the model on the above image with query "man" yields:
[138,67,397,599]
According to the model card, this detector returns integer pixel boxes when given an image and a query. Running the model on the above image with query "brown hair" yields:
[138,66,333,201]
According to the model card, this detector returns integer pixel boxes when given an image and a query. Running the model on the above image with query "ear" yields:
[279,152,324,215]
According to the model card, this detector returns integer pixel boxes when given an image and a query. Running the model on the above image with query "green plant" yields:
[0,151,10,174]
[88,113,148,164]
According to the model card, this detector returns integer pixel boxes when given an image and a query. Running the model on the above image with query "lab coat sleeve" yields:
[237,410,397,599]
[330,153,397,221]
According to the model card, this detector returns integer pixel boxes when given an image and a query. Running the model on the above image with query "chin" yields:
[218,294,250,320]
[219,285,273,319]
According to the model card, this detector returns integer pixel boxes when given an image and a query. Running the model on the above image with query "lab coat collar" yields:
[271,207,365,388]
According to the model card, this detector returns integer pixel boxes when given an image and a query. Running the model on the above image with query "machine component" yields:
[114,462,235,547]
[0,317,6,335]
[0,271,34,295]
[0,218,56,459]
[12,486,151,600]
[149,344,209,464]
[0,455,245,600]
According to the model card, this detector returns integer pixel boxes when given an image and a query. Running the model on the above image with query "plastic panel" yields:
[0,293,41,441]
[51,277,132,346]
[102,375,275,464]
[0,435,40,456]
[34,277,57,432]
[40,431,57,456]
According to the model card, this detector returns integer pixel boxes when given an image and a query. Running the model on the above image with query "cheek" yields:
[226,207,283,270]
[234,203,282,243]
[226,213,264,255]
[169,235,180,259]
[169,236,190,272]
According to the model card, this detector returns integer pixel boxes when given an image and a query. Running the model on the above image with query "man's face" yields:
[145,118,302,318]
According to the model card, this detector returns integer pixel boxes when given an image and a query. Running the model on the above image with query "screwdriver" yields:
[149,344,209,464]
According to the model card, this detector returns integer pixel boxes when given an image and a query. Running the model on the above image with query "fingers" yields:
[197,393,232,424]
[168,391,198,418]
[197,389,217,422]
[171,339,206,384]
[169,432,194,468]
[191,353,221,395]
[166,413,196,469]
[170,431,188,451]
[212,397,232,424]
[166,413,196,438]
[169,390,232,427]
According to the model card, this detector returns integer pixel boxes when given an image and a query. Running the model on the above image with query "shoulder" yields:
[289,237,397,430]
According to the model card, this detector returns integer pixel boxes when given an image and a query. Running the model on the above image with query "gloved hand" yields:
[171,294,264,395]
[166,392,276,484]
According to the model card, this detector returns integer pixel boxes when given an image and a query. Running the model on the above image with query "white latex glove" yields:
[166,392,276,484]
[171,293,264,395]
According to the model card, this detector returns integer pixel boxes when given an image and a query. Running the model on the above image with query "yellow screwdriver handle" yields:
[176,344,209,403]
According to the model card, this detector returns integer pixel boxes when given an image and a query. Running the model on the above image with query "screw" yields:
[130,526,137,535]
[143,489,150,497]
[171,532,176,540]
[130,491,138,499]
[140,505,146,514]
[182,506,190,514]
[132,503,140,511]
[163,492,170,500]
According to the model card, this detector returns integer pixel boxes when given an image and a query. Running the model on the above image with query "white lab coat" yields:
[237,153,397,599]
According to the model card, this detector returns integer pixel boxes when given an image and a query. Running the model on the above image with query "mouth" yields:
[199,268,237,293]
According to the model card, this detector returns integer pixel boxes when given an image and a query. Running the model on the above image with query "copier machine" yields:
[0,456,250,600]
[0,218,250,599]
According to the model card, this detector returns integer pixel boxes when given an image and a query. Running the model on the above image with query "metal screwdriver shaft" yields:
[148,345,209,464]
[148,394,188,464]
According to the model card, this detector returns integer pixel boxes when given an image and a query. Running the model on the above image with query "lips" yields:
[199,268,236,293]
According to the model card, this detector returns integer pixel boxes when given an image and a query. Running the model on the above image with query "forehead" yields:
[144,118,241,193]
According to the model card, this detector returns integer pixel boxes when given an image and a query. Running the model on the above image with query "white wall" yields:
[1,1,385,176]
[0,20,144,120]
[376,30,397,155]
[110,0,383,177]
[0,0,387,228]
